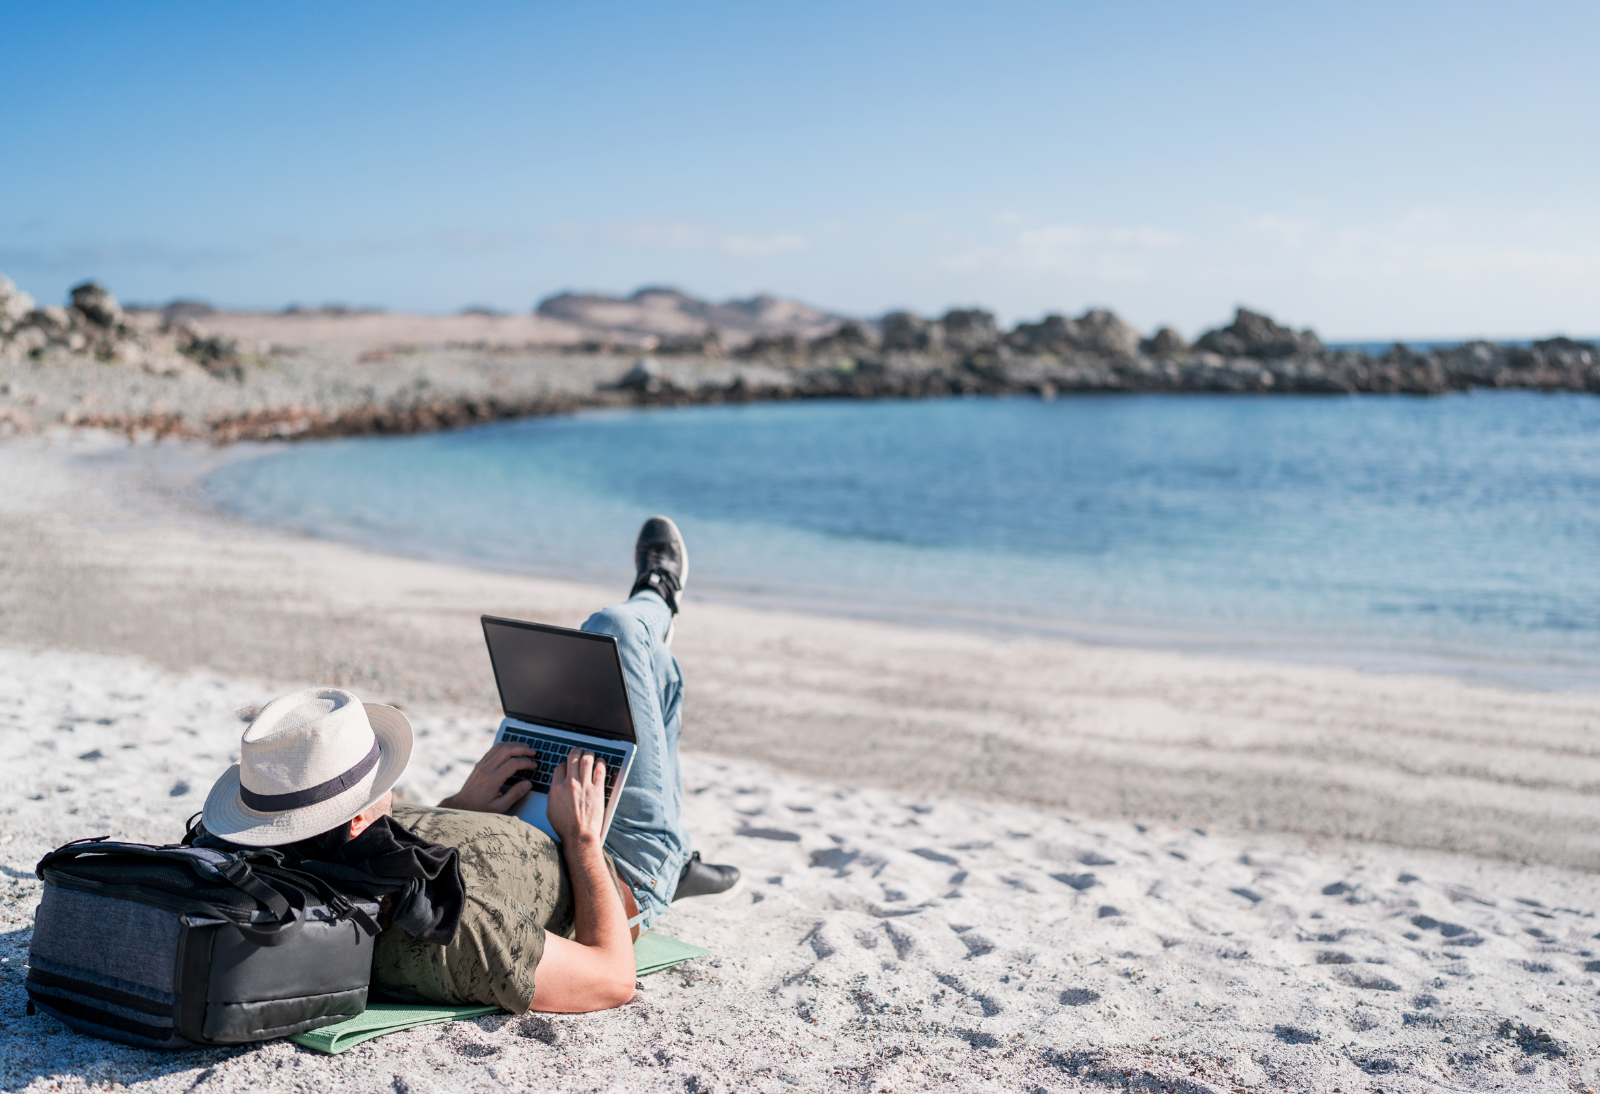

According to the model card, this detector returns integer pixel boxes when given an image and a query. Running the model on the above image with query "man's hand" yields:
[545,747,608,845]
[438,742,541,814]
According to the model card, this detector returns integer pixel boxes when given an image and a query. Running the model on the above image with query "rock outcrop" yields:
[2,279,142,363]
[716,301,1596,398]
[1140,327,1189,357]
[940,309,1002,354]
[1007,309,1142,358]
[1195,308,1323,359]
[0,278,249,380]
[878,311,941,353]
[69,281,123,328]
[3,270,1596,444]
[0,276,37,334]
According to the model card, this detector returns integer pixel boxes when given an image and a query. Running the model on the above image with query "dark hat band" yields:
[238,739,382,813]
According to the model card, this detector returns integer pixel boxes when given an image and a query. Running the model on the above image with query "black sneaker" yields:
[631,515,688,619]
[672,852,741,902]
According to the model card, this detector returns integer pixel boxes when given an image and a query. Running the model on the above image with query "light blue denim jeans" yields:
[582,590,691,929]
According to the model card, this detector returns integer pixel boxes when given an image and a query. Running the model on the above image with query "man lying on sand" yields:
[188,517,739,1014]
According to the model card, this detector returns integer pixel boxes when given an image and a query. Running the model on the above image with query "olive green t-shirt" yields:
[371,804,574,1014]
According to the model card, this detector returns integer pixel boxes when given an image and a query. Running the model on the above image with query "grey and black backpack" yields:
[27,837,381,1049]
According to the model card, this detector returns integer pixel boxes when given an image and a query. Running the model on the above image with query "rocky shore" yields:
[1,274,1595,443]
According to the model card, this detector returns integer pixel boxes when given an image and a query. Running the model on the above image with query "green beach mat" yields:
[290,1003,500,1055]
[631,930,711,976]
[291,932,711,1054]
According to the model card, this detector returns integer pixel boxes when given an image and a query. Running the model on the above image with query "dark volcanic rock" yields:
[617,357,665,393]
[880,311,942,353]
[939,308,1000,354]
[807,320,876,356]
[1196,308,1322,359]
[655,328,724,357]
[1140,326,1189,356]
[737,332,806,360]
[1008,308,1141,358]
[1531,337,1598,368]
[1006,314,1074,356]
[174,327,245,380]
[1068,308,1141,357]
[69,281,123,328]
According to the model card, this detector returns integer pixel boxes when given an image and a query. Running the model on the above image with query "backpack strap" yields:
[211,857,307,946]
[35,840,308,945]
[251,862,382,937]
[35,838,382,941]
[32,836,112,878]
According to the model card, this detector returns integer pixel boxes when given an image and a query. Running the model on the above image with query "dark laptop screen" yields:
[480,616,636,743]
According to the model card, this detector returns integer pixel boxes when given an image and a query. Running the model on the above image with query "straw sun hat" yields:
[202,687,412,847]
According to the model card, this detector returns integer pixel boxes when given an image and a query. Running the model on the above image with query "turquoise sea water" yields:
[202,392,1600,689]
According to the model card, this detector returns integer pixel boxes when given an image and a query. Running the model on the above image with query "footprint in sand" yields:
[738,825,801,841]
[809,848,858,875]
[1410,914,1482,945]
[1274,1025,1320,1044]
[1052,872,1097,891]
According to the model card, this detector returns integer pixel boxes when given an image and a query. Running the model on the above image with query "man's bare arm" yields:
[526,749,635,1012]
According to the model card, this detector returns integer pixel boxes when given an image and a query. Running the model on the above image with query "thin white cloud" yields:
[1244,206,1597,282]
[538,220,808,258]
[719,232,807,257]
[0,241,248,272]
[943,221,1186,279]
[436,230,535,252]
[1246,212,1319,250]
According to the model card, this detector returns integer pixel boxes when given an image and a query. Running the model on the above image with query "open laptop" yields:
[480,614,637,843]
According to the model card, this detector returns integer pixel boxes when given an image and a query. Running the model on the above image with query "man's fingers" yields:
[489,777,534,813]
[480,743,537,771]
[491,752,540,779]
[560,747,597,788]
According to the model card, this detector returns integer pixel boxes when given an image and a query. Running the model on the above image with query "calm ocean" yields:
[201,392,1600,689]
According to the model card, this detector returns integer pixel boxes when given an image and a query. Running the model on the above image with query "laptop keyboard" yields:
[499,728,626,802]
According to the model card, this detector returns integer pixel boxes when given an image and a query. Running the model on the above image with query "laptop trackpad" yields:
[513,791,560,842]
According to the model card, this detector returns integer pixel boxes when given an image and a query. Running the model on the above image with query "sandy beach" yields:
[4,429,1600,1092]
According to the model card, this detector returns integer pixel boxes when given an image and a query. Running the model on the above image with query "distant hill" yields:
[535,287,843,342]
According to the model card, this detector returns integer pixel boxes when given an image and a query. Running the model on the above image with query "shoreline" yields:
[5,349,1598,447]
[188,407,1599,697]
[5,429,1600,1090]
[4,428,1599,869]
[1,290,1596,446]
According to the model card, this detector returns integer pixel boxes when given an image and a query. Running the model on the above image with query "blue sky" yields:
[3,1,1597,338]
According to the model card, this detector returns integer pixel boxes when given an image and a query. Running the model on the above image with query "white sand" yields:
[5,648,1600,1092]
[3,430,1600,1092]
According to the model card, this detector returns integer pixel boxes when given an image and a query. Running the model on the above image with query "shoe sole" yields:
[642,514,688,592]
[675,873,744,905]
